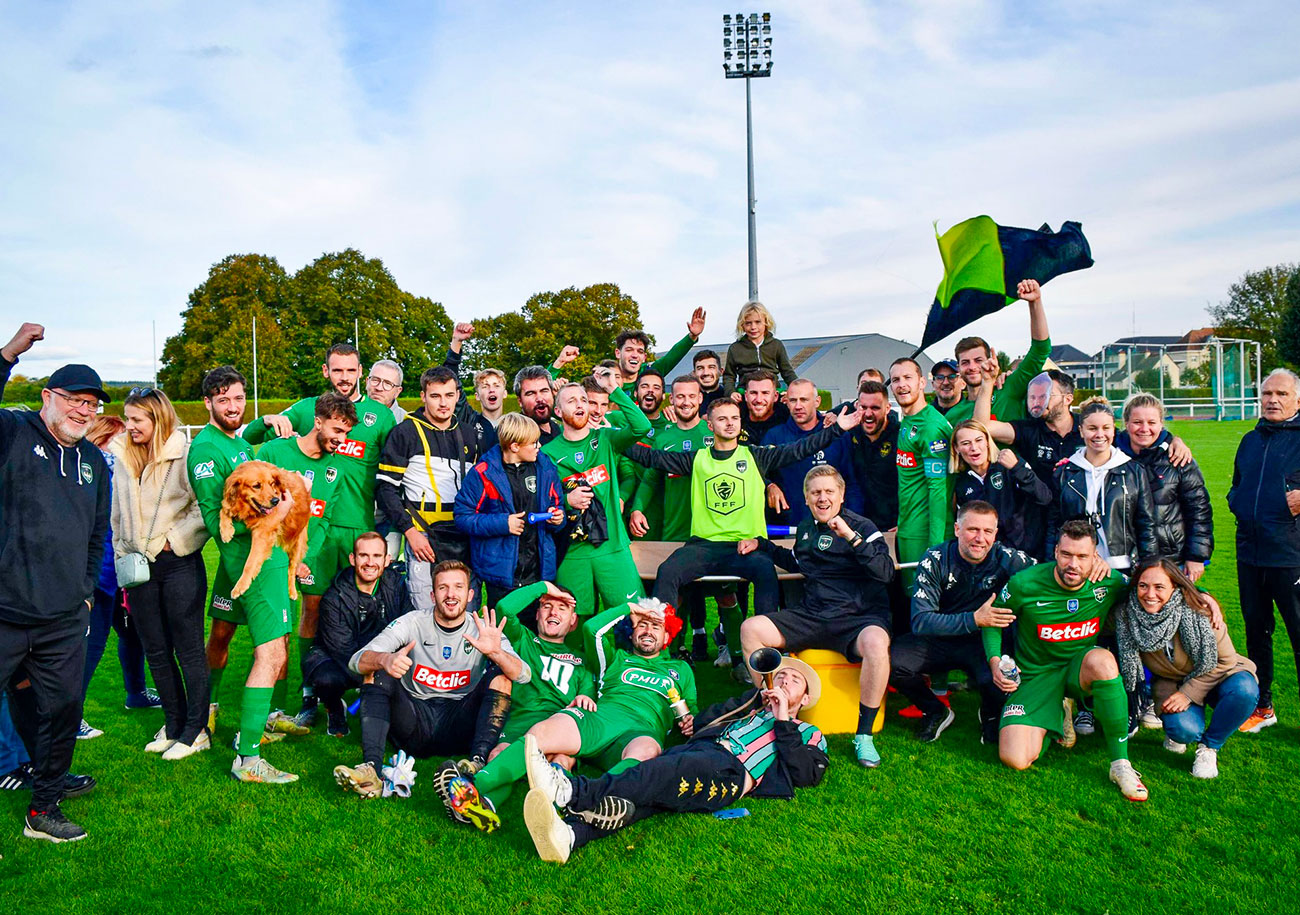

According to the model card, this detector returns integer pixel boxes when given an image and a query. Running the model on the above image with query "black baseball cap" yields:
[47,364,111,403]
[931,360,959,377]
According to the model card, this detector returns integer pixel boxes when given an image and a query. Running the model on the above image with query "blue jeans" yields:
[0,692,29,771]
[1161,671,1260,750]
[84,587,148,700]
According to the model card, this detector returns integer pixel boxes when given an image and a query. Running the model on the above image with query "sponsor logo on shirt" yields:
[1036,617,1100,642]
[193,460,215,480]
[896,450,917,469]
[928,439,946,454]
[565,464,609,487]
[309,499,327,518]
[33,444,47,460]
[212,595,233,612]
[620,668,673,696]
[412,666,471,691]
[338,439,367,459]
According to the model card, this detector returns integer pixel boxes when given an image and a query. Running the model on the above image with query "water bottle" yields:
[998,655,1021,688]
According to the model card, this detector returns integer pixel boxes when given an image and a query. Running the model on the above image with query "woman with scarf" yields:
[1116,558,1258,779]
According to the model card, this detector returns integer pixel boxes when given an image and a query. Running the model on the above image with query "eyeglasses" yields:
[49,390,100,412]
[368,376,399,392]
[932,374,957,383]
[128,386,155,398]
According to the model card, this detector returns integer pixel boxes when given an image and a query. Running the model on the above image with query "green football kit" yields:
[255,436,345,598]
[630,420,714,541]
[895,403,953,590]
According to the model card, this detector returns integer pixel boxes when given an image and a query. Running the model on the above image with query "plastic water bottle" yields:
[998,655,1021,688]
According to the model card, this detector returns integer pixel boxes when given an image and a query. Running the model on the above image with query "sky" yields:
[2,0,1298,381]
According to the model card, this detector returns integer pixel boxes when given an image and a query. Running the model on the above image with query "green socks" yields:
[474,741,526,799]
[1090,676,1130,762]
[270,678,288,712]
[298,636,313,665]
[607,757,640,776]
[718,601,742,656]
[238,686,274,757]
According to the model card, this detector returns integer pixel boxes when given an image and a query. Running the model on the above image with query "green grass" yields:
[3,419,1298,914]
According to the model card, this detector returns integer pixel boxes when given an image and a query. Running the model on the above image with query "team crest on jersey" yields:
[443,646,452,659]
[363,412,377,427]
[817,534,833,551]
[463,640,474,654]
[193,460,215,480]
[991,476,1004,490]
[736,460,748,473]
[1067,598,1080,612]
[326,467,338,483]
[879,442,892,458]
[526,476,537,493]
[682,439,692,451]
[704,435,714,447]
[575,452,585,465]
[1093,587,1108,601]
[304,470,315,483]
[80,463,94,484]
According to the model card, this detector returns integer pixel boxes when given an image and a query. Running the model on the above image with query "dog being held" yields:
[219,460,312,601]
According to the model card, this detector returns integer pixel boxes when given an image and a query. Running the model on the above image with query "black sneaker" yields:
[690,632,710,662]
[730,661,752,686]
[63,773,97,797]
[23,806,87,843]
[0,762,34,791]
[293,694,320,729]
[917,706,956,743]
[325,698,349,738]
[980,716,1000,746]
[572,795,636,833]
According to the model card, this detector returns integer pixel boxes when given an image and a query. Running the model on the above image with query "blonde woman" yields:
[722,300,797,394]
[950,419,1051,556]
[110,388,210,759]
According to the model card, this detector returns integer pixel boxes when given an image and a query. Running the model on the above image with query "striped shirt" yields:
[716,711,826,782]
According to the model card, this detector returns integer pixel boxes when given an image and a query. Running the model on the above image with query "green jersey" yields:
[896,403,953,546]
[631,420,715,541]
[255,436,343,572]
[243,393,395,530]
[583,604,698,739]
[187,423,284,577]
[622,412,671,539]
[944,337,1052,426]
[542,387,650,555]
[496,582,596,716]
[986,564,1127,673]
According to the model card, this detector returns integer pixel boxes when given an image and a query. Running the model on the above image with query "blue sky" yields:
[2,1,1298,380]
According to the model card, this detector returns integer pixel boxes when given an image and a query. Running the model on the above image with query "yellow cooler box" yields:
[794,649,884,735]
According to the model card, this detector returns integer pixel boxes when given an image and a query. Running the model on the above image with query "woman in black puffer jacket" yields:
[1118,393,1213,582]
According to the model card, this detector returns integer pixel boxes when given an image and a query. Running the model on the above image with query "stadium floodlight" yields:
[721,12,772,299]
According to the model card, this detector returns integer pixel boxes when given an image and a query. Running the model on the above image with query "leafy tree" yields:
[1278,267,1300,370]
[463,283,647,383]
[1210,263,1297,370]
[158,254,295,400]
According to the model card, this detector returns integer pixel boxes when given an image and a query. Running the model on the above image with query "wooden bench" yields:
[629,529,903,585]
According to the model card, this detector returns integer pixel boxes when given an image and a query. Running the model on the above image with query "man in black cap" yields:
[0,322,110,843]
[930,360,965,416]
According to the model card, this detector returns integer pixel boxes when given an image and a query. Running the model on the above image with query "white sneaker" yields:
[1163,737,1187,754]
[1108,759,1149,802]
[524,734,572,808]
[162,731,211,761]
[524,788,575,864]
[76,719,104,740]
[713,645,732,668]
[1191,744,1219,779]
[144,726,176,754]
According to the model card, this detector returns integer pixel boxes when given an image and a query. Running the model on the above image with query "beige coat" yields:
[110,431,208,560]
[1142,623,1258,707]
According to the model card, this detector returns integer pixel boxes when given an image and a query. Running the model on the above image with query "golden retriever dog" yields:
[219,460,312,601]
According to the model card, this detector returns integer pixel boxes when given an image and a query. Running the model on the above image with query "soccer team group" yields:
[2,283,1298,860]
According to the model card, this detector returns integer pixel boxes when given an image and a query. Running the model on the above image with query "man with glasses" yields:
[929,361,965,416]
[366,360,406,423]
[0,323,109,841]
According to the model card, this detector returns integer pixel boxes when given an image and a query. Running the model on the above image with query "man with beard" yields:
[474,369,508,427]
[760,379,864,527]
[738,369,790,445]
[619,369,670,539]
[515,366,560,444]
[332,561,528,798]
[543,380,651,617]
[977,370,1081,495]
[257,393,358,726]
[0,323,109,841]
[846,381,900,534]
[189,366,302,783]
[890,357,953,590]
[610,309,707,394]
[692,350,727,411]
[930,361,965,416]
[377,366,497,617]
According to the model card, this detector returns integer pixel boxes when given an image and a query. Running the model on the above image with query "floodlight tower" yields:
[722,12,772,301]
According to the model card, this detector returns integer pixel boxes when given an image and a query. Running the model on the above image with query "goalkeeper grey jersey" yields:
[351,609,529,700]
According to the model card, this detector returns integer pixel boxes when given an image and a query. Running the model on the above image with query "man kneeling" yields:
[521,656,828,863]
[332,560,529,798]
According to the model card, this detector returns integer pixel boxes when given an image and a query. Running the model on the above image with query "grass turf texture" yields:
[2,419,1297,914]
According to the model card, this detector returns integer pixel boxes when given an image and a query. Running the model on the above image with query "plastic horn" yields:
[748,646,783,689]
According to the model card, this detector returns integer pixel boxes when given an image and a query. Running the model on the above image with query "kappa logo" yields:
[193,460,215,480]
[363,412,377,427]
[325,466,338,483]
[817,534,833,550]
[1037,617,1100,642]
[412,666,471,691]
[1003,704,1027,718]
[338,439,367,459]
[32,444,48,460]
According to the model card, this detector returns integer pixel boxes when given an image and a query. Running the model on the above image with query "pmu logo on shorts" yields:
[1002,704,1026,718]
[411,666,471,691]
[1037,618,1100,642]
[896,450,917,469]
[309,499,327,518]
[337,439,367,459]
[620,668,672,697]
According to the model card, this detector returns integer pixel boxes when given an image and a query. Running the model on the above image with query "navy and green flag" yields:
[919,216,1093,350]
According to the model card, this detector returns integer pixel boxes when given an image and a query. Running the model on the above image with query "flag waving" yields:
[919,216,1093,351]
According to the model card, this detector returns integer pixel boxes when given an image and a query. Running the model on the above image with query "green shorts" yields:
[501,708,554,746]
[299,525,361,596]
[998,650,1090,738]
[209,559,293,647]
[559,706,660,770]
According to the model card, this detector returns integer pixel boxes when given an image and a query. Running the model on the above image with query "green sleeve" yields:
[993,337,1051,418]
[984,579,1018,660]
[187,441,230,538]
[618,454,640,503]
[242,397,314,444]
[631,465,664,514]
[921,415,951,546]
[304,505,329,568]
[582,604,631,679]
[606,387,651,450]
[678,663,698,713]
[647,332,696,379]
[495,582,550,621]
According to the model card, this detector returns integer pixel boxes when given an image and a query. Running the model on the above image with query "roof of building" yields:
[1049,344,1095,364]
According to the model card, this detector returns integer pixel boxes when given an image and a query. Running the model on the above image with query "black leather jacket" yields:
[1049,453,1158,565]
[302,567,415,679]
[1120,432,1213,563]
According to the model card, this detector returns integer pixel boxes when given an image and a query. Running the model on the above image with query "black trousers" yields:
[653,540,779,615]
[1238,563,1300,707]
[566,741,751,849]
[126,550,209,743]
[0,612,87,810]
[890,632,1005,723]
[304,655,361,705]
[359,669,493,768]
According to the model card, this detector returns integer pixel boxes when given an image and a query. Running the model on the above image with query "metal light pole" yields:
[723,12,772,301]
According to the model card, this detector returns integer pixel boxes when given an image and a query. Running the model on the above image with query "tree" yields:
[1278,267,1300,370]
[1210,263,1298,370]
[463,283,647,384]
[158,254,295,400]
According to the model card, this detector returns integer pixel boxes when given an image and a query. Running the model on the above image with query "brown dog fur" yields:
[219,460,312,601]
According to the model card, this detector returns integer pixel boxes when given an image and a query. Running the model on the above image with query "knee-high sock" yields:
[1091,676,1130,761]
[470,690,512,763]
[474,740,527,800]
[607,757,640,776]
[237,686,273,757]
[270,677,288,712]
[298,637,314,695]
[718,602,742,656]
[209,665,225,704]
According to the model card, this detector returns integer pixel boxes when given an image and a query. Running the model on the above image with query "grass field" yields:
[2,419,1297,914]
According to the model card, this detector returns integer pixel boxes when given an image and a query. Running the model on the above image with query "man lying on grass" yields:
[521,655,828,864]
